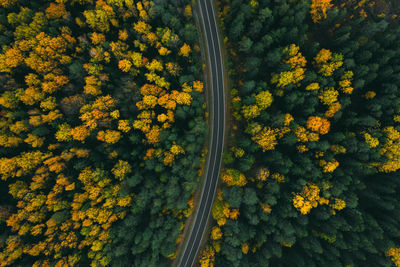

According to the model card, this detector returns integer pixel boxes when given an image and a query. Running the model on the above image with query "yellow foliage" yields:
[272,44,306,88]
[271,68,305,88]
[44,156,66,173]
[40,97,57,111]
[145,125,160,144]
[242,105,260,119]
[179,43,191,57]
[184,5,192,18]
[365,91,376,99]
[319,159,339,173]
[229,209,239,220]
[378,126,400,173]
[232,147,244,158]
[330,198,346,212]
[0,157,17,180]
[310,0,333,23]
[41,110,63,124]
[306,83,320,91]
[118,29,128,41]
[324,102,341,118]
[260,203,272,213]
[170,143,185,155]
[5,48,24,68]
[24,134,44,148]
[387,248,400,267]
[29,115,43,127]
[318,87,338,105]
[55,123,73,142]
[70,148,90,158]
[112,160,131,180]
[271,173,285,183]
[330,144,346,154]
[193,81,204,92]
[71,125,91,142]
[9,121,29,135]
[118,120,131,133]
[97,130,121,144]
[284,44,307,68]
[211,226,222,240]
[146,59,163,72]
[297,144,309,153]
[293,183,329,214]
[118,59,132,72]
[283,113,294,126]
[110,110,120,119]
[256,168,270,181]
[0,0,17,8]
[314,49,343,76]
[158,46,171,56]
[84,76,102,96]
[0,134,22,148]
[252,127,278,151]
[157,113,168,123]
[241,243,249,254]
[199,246,215,267]
[339,79,353,94]
[254,90,273,110]
[315,48,331,63]
[91,32,106,45]
[42,75,69,94]
[133,20,151,34]
[221,169,247,187]
[250,0,259,8]
[163,151,174,166]
[175,92,192,105]
[364,133,379,148]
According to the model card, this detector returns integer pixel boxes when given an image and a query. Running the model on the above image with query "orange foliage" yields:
[46,3,67,19]
[306,116,330,135]
[24,134,45,148]
[324,102,341,118]
[91,32,106,45]
[5,48,24,68]
[145,125,160,144]
[71,126,91,142]
[118,59,132,72]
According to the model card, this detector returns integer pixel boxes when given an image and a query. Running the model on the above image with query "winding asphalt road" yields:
[176,0,226,266]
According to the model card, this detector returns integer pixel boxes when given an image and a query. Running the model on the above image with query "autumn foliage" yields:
[0,0,205,266]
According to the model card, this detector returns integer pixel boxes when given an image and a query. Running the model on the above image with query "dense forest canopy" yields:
[0,0,206,266]
[199,0,400,266]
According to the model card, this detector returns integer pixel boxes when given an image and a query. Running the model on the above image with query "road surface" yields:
[176,0,226,266]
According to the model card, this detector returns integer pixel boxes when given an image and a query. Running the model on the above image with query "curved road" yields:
[177,0,226,266]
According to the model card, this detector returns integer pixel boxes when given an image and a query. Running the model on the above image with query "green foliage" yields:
[211,0,400,266]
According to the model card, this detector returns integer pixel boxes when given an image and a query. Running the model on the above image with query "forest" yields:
[199,0,400,266]
[0,0,206,266]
